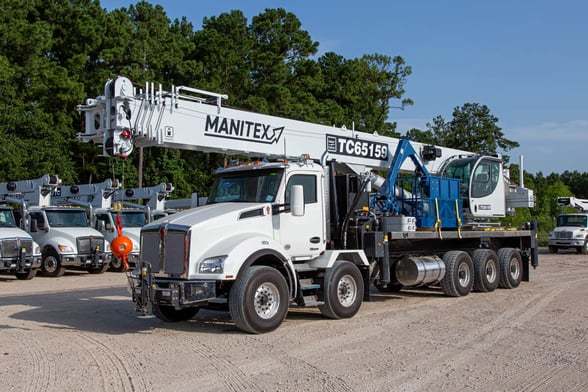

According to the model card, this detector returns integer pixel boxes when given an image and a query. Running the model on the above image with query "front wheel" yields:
[41,252,65,277]
[576,239,588,255]
[88,263,109,274]
[319,261,364,319]
[15,268,38,280]
[441,251,474,297]
[109,257,126,272]
[152,304,199,322]
[229,266,289,334]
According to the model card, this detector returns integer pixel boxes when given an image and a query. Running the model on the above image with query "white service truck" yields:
[77,76,538,333]
[0,175,111,277]
[548,197,588,254]
[53,181,174,271]
[0,204,41,280]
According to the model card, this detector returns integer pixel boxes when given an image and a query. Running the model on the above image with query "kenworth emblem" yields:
[205,115,284,144]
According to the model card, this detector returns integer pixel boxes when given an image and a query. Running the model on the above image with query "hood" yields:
[143,203,271,231]
[0,227,34,240]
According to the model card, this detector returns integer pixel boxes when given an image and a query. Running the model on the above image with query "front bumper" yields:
[0,256,41,272]
[548,239,585,247]
[128,264,216,311]
[61,252,112,268]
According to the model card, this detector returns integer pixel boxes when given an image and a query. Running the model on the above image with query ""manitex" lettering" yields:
[205,115,284,144]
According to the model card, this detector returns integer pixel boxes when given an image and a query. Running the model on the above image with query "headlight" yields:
[58,244,74,253]
[199,256,227,273]
[105,242,111,252]
[34,244,41,256]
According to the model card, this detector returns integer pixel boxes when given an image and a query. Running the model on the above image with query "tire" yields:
[576,239,588,255]
[152,304,200,322]
[15,268,38,280]
[229,266,289,334]
[41,252,65,277]
[88,263,109,274]
[498,248,523,289]
[441,251,474,297]
[109,257,126,272]
[319,261,364,319]
[472,249,499,292]
[548,246,558,254]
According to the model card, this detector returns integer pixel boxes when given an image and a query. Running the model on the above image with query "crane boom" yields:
[77,76,472,174]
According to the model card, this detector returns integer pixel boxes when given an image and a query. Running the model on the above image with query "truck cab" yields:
[548,213,588,254]
[0,205,41,279]
[93,207,146,271]
[26,205,111,276]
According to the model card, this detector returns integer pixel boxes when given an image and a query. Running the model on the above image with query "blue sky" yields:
[101,0,588,174]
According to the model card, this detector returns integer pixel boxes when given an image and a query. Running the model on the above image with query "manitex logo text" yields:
[205,115,284,144]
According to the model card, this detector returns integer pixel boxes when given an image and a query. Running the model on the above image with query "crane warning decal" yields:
[205,115,284,144]
[326,134,388,161]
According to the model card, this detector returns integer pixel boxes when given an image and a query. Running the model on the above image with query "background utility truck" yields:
[78,76,538,333]
[0,175,111,277]
[0,204,41,280]
[53,181,174,271]
[548,197,588,254]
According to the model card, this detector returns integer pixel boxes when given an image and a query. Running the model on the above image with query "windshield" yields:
[558,215,587,228]
[208,168,284,203]
[442,157,477,199]
[46,209,89,227]
[0,208,17,228]
[118,211,146,227]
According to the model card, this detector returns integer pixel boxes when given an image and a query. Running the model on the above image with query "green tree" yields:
[427,103,519,156]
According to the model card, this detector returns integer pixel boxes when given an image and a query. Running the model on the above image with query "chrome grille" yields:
[1,239,33,257]
[555,231,573,239]
[77,237,105,254]
[141,226,189,276]
[141,231,161,272]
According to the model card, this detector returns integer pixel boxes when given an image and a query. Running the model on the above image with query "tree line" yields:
[0,0,580,242]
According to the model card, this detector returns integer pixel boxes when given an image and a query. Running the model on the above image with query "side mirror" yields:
[30,219,38,232]
[291,185,305,217]
[97,220,106,232]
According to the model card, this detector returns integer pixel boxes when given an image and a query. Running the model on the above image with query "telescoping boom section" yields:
[78,76,538,334]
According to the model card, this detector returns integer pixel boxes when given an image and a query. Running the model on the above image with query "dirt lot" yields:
[1,250,587,392]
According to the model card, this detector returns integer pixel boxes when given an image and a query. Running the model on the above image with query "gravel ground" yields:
[1,249,587,392]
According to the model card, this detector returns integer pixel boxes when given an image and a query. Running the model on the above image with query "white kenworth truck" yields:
[78,76,538,333]
[0,175,111,277]
[52,181,174,271]
[0,204,41,280]
[548,197,588,254]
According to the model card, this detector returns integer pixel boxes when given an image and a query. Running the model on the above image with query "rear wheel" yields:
[498,248,523,289]
[229,266,289,334]
[41,252,65,277]
[472,249,499,292]
[319,261,364,319]
[152,304,199,322]
[441,251,473,297]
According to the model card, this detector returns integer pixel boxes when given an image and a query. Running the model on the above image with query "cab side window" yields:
[471,160,499,198]
[29,212,45,229]
[285,175,317,204]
